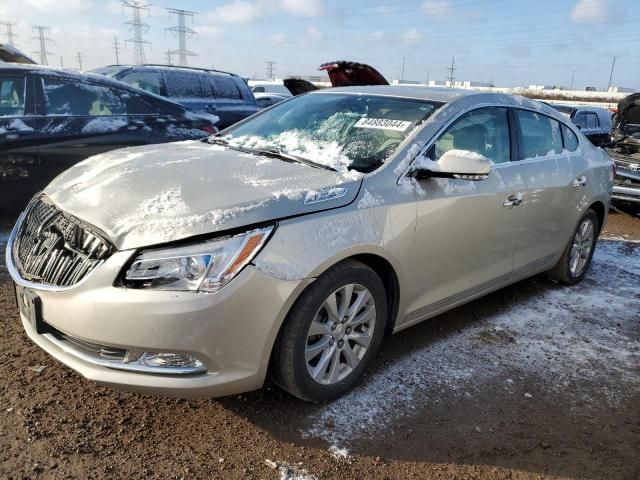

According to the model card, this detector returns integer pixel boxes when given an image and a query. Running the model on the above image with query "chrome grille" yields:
[12,197,112,287]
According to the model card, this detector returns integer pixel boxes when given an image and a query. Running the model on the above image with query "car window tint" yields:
[165,72,203,98]
[124,93,157,114]
[256,98,271,108]
[516,110,562,158]
[0,75,26,116]
[573,112,586,129]
[213,76,242,99]
[561,124,579,152]
[253,86,265,93]
[586,113,598,129]
[119,71,162,95]
[433,107,511,164]
[42,78,126,116]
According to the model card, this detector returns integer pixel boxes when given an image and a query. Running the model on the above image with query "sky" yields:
[0,0,638,90]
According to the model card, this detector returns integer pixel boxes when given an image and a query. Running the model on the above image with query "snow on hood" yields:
[44,140,362,250]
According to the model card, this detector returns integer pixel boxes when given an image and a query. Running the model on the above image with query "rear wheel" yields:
[272,260,387,402]
[548,209,599,284]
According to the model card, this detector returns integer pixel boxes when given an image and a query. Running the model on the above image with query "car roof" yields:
[99,64,241,78]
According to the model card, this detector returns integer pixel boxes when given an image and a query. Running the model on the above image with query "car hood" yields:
[319,61,389,87]
[44,141,362,250]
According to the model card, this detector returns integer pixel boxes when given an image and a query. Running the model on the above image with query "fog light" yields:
[133,352,206,373]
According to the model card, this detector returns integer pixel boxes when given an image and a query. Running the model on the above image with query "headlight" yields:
[124,225,273,292]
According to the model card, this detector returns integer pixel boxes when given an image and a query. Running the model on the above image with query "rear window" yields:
[517,110,563,158]
[118,70,162,95]
[212,76,242,99]
[561,124,579,152]
[42,77,126,116]
[165,72,203,98]
[0,75,26,116]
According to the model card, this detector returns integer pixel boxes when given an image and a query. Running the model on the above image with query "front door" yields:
[402,107,526,324]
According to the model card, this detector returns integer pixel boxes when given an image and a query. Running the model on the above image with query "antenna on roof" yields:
[122,0,152,65]
[165,8,198,67]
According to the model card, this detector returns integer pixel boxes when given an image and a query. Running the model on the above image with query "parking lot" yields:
[1,209,638,480]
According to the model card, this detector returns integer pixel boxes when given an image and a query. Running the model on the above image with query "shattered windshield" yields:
[219,93,441,173]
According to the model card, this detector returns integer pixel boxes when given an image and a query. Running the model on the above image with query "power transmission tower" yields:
[122,0,151,65]
[446,57,456,87]
[570,70,576,90]
[1,22,17,47]
[113,37,121,64]
[607,56,617,91]
[165,8,197,67]
[76,52,83,70]
[31,25,53,66]
[165,49,173,65]
[266,60,276,81]
[401,56,406,81]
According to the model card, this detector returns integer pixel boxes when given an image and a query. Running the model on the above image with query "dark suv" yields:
[92,65,259,129]
[0,64,218,223]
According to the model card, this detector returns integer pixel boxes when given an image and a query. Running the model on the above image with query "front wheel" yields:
[272,260,387,402]
[548,209,599,284]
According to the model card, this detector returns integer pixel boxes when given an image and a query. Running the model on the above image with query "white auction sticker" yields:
[353,117,412,131]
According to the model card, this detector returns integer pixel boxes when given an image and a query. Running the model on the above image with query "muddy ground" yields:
[0,210,638,480]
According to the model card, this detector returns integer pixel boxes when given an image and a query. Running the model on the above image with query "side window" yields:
[573,112,587,129]
[123,92,157,115]
[0,75,26,117]
[516,110,562,158]
[118,70,162,95]
[213,76,242,99]
[561,124,579,152]
[42,78,126,116]
[253,86,265,93]
[586,113,599,129]
[430,107,511,164]
[164,72,203,98]
[256,98,271,108]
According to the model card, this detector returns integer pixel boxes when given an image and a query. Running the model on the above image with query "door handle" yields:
[503,192,524,208]
[572,176,587,189]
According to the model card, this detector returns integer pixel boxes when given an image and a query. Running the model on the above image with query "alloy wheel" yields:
[569,218,594,277]
[304,283,376,385]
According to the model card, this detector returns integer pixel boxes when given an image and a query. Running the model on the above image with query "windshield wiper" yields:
[250,146,338,172]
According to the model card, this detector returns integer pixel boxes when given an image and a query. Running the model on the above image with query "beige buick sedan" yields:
[7,87,614,401]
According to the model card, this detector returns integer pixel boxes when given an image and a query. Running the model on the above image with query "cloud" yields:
[196,25,225,40]
[570,0,610,23]
[369,31,385,40]
[270,32,287,44]
[422,0,452,18]
[402,29,423,44]
[279,0,324,17]
[306,26,322,43]
[0,0,92,17]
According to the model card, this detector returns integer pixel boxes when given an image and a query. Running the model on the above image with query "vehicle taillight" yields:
[199,125,218,135]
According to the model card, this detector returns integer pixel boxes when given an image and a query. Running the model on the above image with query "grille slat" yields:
[12,197,113,287]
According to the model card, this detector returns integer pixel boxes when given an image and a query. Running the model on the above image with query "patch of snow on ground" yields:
[302,240,640,445]
[278,463,318,480]
[328,445,350,460]
[357,189,384,209]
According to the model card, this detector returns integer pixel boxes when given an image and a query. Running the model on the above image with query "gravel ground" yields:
[0,210,638,480]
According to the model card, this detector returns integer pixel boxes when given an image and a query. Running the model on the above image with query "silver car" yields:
[6,87,614,401]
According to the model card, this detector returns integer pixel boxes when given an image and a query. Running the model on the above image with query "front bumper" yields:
[12,248,311,398]
[612,169,640,204]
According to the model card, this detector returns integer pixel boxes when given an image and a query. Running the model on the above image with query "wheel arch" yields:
[587,200,606,234]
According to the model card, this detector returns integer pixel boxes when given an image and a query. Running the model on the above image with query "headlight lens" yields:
[124,225,273,292]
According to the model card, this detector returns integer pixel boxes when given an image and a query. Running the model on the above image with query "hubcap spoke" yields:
[308,319,332,336]
[338,284,354,319]
[342,342,360,368]
[323,293,340,321]
[348,332,372,348]
[305,337,331,362]
[311,345,335,380]
[350,306,375,328]
[327,348,341,383]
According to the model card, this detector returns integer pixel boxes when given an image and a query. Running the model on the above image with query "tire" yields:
[548,209,599,284]
[272,260,388,402]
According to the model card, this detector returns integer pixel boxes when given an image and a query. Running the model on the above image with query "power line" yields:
[447,57,456,85]
[31,25,53,66]
[122,0,151,65]
[266,60,276,81]
[76,52,83,71]
[1,22,17,47]
[165,8,198,67]
[113,37,121,64]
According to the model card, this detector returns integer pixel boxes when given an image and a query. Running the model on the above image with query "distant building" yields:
[608,86,636,93]
[391,79,422,85]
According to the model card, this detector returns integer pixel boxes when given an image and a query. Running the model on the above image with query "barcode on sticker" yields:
[354,118,412,131]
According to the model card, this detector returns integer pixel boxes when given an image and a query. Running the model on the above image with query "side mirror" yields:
[413,149,491,181]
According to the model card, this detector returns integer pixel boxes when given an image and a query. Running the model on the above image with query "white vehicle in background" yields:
[249,82,293,98]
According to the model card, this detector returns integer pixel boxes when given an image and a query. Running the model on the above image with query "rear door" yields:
[0,71,40,221]
[207,74,258,129]
[34,75,151,183]
[405,106,526,319]
[163,69,209,113]
[513,109,576,271]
